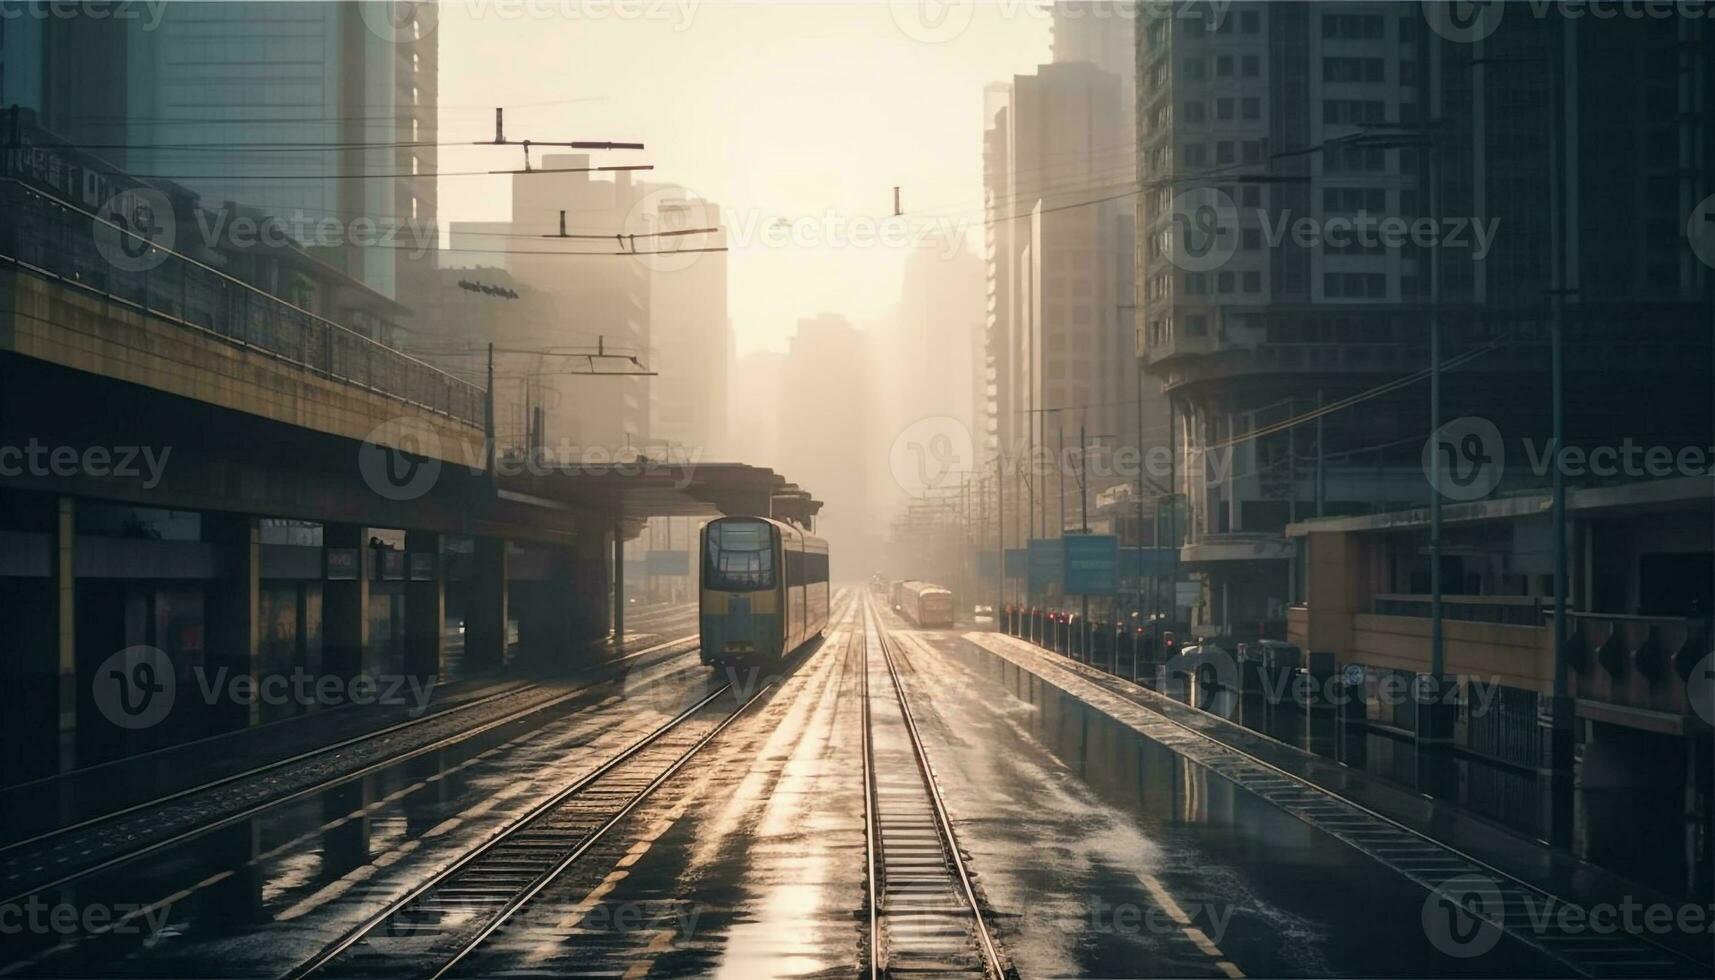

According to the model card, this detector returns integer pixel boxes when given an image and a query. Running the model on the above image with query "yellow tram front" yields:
[699,516,830,666]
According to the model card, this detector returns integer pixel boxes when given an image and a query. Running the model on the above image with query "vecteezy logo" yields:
[1342,663,1365,687]
[92,645,176,730]
[1688,651,1715,726]
[888,0,974,43]
[1421,874,1504,958]
[93,186,176,273]
[890,415,973,498]
[1687,194,1715,271]
[1164,187,1238,273]
[621,185,717,275]
[358,417,444,501]
[1422,416,1504,502]
[359,0,440,44]
[1420,0,1504,44]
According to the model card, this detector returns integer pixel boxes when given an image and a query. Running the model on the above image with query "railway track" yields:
[288,588,855,980]
[862,596,1009,979]
[0,623,704,907]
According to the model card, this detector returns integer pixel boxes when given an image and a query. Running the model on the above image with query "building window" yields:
[1242,228,1262,251]
[1216,54,1234,78]
[1323,13,1384,39]
[1185,273,1207,295]
[1324,187,1387,212]
[1243,270,1262,292]
[1323,100,1385,125]
[1241,55,1260,78]
[1323,57,1384,83]
[1184,143,1206,167]
[1241,9,1260,33]
[1241,185,1261,207]
[1217,141,1235,165]
[1217,271,1235,293]
[1242,97,1261,120]
[1216,98,1233,121]
[1324,273,1387,299]
[1242,140,1264,164]
[1183,58,1206,81]
[1185,100,1206,124]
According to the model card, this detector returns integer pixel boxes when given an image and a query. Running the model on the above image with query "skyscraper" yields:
[1135,0,1713,636]
[3,1,435,301]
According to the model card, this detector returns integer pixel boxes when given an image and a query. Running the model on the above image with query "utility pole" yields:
[1056,417,1066,539]
[995,457,1005,627]
[484,342,496,484]
[1427,135,1445,685]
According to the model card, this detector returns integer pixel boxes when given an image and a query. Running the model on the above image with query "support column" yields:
[515,547,575,669]
[404,531,444,683]
[570,527,612,645]
[206,515,261,730]
[1537,694,1577,848]
[0,494,74,783]
[612,522,625,644]
[1413,672,1457,745]
[465,537,509,672]
[322,524,371,682]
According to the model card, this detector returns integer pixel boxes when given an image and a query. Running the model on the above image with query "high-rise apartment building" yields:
[644,192,730,460]
[5,1,436,302]
[986,60,1141,540]
[1135,0,1713,636]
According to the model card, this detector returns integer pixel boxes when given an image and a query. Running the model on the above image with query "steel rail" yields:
[0,634,702,907]
[866,596,1008,979]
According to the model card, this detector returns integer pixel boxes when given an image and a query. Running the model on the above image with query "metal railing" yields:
[1372,593,1550,627]
[0,179,486,427]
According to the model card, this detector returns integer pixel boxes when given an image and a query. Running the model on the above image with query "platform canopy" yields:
[495,456,823,532]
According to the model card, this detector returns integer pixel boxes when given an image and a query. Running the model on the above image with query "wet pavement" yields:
[6,591,1707,978]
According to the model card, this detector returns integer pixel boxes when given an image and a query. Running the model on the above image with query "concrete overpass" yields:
[0,176,821,782]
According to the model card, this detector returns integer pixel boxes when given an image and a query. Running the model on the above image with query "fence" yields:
[0,179,485,426]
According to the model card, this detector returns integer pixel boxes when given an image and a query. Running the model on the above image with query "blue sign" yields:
[1062,534,1119,595]
[1004,548,1028,579]
[1119,547,1180,577]
[1026,539,1061,597]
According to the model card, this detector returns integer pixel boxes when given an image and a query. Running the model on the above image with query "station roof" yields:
[496,457,823,531]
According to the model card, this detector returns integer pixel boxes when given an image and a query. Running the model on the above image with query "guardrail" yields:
[1372,593,1550,627]
[0,179,486,427]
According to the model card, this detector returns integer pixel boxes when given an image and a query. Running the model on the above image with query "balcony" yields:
[1565,612,1710,727]
[1372,594,1550,628]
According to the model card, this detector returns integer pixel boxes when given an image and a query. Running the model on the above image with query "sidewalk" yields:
[965,630,1715,971]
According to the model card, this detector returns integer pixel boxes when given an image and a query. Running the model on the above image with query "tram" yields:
[698,516,830,665]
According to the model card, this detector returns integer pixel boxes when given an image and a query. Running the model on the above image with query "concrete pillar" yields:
[516,547,574,668]
[1536,694,1577,847]
[612,523,625,644]
[6,496,80,780]
[1413,672,1457,745]
[322,524,370,682]
[206,515,260,729]
[465,537,509,672]
[570,528,612,644]
[404,530,444,683]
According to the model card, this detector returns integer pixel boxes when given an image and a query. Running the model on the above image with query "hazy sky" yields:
[436,1,1051,354]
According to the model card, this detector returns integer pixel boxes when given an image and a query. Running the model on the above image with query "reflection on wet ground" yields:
[896,630,1563,978]
[2,651,726,979]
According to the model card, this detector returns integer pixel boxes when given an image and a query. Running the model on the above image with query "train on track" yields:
[699,515,830,666]
[895,580,955,628]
